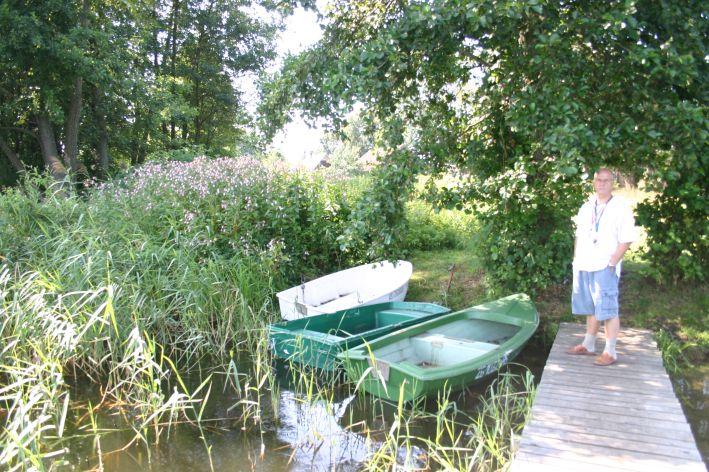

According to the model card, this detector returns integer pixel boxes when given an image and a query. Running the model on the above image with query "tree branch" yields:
[0,137,26,172]
[0,126,38,139]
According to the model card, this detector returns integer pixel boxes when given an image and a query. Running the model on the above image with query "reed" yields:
[0,164,538,471]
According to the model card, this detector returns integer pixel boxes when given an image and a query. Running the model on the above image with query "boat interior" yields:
[302,309,419,337]
[373,319,521,368]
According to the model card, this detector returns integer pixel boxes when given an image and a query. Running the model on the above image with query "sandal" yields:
[594,352,617,366]
[565,345,596,355]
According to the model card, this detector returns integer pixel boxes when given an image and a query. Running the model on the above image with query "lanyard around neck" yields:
[592,195,613,232]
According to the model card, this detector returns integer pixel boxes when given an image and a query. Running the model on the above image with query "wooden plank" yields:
[528,404,694,434]
[535,383,684,407]
[511,322,704,471]
[520,420,698,451]
[547,349,664,366]
[541,360,674,378]
[532,396,689,423]
[517,441,705,472]
[538,370,675,393]
[547,350,665,366]
[525,409,696,443]
[513,449,705,472]
[523,424,702,460]
[548,349,665,367]
[537,378,679,399]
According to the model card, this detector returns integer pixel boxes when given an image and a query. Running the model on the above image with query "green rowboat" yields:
[337,293,538,401]
[269,302,450,371]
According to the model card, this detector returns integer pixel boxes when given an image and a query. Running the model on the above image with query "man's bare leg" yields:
[587,315,600,336]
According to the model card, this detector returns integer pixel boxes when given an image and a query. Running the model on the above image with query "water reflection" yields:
[56,338,707,469]
[276,391,370,471]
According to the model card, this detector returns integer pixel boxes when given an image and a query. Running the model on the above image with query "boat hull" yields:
[337,294,539,401]
[276,261,413,320]
[269,301,450,371]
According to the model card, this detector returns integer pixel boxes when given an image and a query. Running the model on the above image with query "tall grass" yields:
[356,369,536,471]
[0,161,535,471]
[0,160,372,469]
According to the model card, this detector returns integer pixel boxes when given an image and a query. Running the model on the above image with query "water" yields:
[57,336,707,470]
[672,365,709,463]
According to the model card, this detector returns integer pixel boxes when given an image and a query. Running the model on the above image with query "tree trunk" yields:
[0,137,26,172]
[169,0,180,143]
[62,0,89,177]
[63,76,87,175]
[36,114,68,181]
[93,88,110,176]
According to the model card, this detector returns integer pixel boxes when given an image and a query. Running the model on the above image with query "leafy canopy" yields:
[262,0,707,289]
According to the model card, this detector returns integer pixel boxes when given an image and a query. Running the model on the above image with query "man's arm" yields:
[609,242,631,267]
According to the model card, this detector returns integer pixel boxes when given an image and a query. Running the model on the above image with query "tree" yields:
[262,0,707,288]
[0,0,308,182]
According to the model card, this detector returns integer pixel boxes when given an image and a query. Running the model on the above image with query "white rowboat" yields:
[276,261,413,320]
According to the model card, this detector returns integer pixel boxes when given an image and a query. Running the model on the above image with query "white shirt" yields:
[573,195,637,274]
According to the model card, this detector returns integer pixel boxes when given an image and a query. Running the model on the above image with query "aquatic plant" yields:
[0,159,372,469]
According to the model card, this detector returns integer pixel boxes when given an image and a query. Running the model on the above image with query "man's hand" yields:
[609,242,631,267]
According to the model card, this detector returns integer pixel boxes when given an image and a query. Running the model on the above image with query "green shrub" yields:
[468,165,584,294]
[0,158,373,357]
[636,179,707,283]
[403,200,475,251]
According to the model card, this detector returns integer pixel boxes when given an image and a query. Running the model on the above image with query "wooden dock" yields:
[511,322,705,472]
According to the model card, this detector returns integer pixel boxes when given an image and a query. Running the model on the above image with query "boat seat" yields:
[443,338,498,351]
[414,334,497,351]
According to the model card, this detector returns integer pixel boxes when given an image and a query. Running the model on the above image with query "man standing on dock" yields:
[567,168,637,366]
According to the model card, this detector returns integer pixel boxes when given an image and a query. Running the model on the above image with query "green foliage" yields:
[336,144,416,261]
[262,0,707,291]
[636,150,707,283]
[655,329,692,374]
[403,200,475,252]
[464,167,585,293]
[319,111,374,178]
[0,0,296,178]
[0,159,371,356]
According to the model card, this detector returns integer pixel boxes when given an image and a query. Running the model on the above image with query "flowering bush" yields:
[97,156,367,282]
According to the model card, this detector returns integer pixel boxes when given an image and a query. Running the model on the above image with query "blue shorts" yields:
[572,267,620,321]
